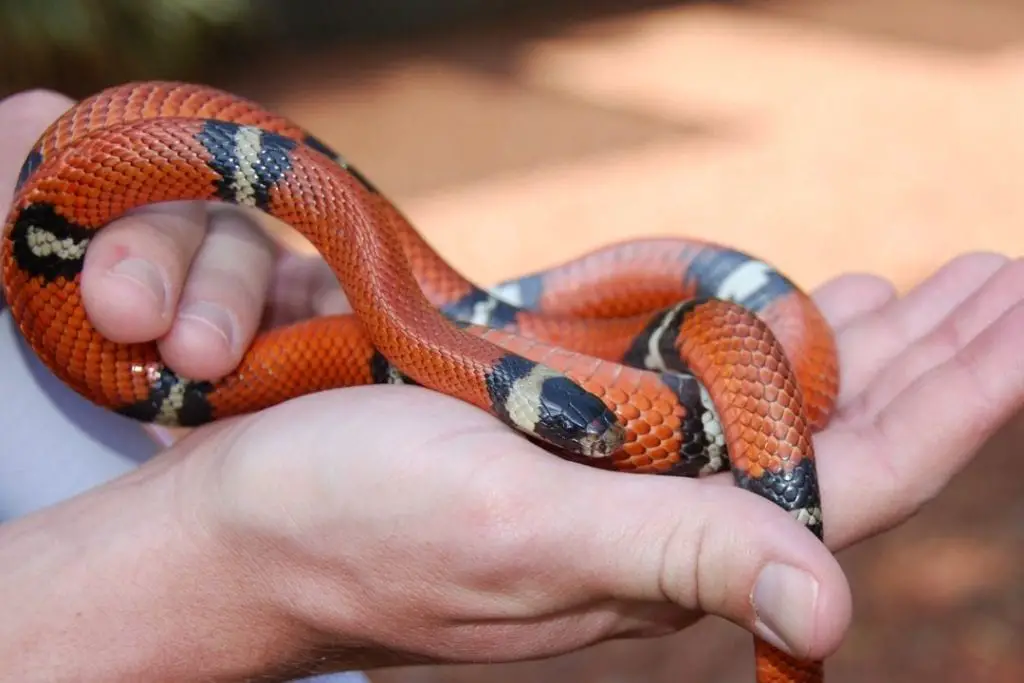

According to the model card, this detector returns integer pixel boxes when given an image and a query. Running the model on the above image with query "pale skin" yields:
[0,89,1022,683]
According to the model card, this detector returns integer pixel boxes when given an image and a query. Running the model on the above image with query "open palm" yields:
[755,254,1024,553]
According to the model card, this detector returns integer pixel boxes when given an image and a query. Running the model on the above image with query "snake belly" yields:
[1,81,840,683]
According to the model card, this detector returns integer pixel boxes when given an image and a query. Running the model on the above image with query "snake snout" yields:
[534,379,624,459]
[579,414,625,458]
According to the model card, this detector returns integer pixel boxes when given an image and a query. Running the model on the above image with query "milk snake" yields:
[1,82,840,683]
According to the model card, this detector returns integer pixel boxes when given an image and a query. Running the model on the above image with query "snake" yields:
[1,81,839,683]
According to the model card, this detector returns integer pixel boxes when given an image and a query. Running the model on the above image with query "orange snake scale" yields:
[1,82,840,683]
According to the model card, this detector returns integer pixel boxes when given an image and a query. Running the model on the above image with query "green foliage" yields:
[0,0,253,97]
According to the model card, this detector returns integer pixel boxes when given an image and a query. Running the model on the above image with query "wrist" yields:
[0,433,310,682]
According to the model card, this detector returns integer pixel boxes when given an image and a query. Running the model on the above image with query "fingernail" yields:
[179,301,238,352]
[108,258,168,311]
[751,563,819,657]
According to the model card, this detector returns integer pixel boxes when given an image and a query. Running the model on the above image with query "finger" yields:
[514,457,852,660]
[80,201,208,343]
[815,299,1024,551]
[810,273,896,331]
[264,250,348,328]
[157,208,276,380]
[851,257,1024,421]
[833,252,1010,403]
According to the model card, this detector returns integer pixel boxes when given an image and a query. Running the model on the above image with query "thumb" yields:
[532,462,852,661]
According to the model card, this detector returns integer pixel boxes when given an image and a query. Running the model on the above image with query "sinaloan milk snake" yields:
[1,82,840,683]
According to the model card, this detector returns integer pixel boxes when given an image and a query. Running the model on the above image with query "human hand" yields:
[0,89,348,381]
[175,251,1021,679]
[2,88,1022,681]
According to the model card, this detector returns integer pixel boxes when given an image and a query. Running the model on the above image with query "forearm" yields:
[0,452,306,683]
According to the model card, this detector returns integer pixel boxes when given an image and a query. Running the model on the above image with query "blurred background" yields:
[2,1,1021,681]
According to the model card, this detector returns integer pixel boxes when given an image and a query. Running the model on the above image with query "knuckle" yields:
[668,485,769,616]
[188,233,274,310]
[208,204,264,234]
[206,211,278,268]
[131,202,207,243]
[182,266,263,325]
[208,212,276,266]
[667,488,717,611]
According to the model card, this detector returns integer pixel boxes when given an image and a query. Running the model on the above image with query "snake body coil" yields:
[1,82,839,683]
